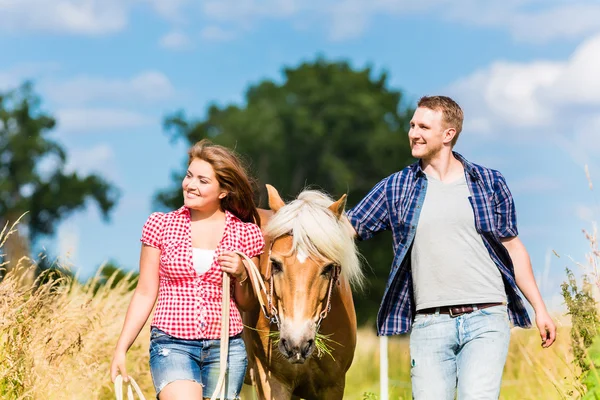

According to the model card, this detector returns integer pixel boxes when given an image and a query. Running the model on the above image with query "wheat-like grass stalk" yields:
[244,326,340,360]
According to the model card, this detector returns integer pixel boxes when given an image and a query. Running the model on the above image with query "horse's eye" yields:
[321,263,336,277]
[270,259,283,274]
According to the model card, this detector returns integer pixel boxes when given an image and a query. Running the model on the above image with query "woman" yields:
[110,139,264,399]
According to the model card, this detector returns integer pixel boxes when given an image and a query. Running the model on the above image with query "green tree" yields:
[0,82,120,284]
[93,259,139,292]
[157,58,414,325]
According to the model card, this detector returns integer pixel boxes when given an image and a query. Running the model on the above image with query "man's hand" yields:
[535,310,556,348]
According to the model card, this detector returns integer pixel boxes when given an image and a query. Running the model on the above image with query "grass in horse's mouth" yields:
[313,332,341,360]
[244,326,341,360]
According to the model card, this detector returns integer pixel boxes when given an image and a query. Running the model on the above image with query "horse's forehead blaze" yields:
[296,248,308,264]
[270,238,332,279]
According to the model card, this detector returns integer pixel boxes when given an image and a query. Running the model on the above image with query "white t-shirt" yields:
[411,173,507,310]
[192,248,215,275]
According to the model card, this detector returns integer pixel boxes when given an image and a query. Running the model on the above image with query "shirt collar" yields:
[410,151,481,181]
[176,205,188,215]
[177,206,237,225]
[452,151,482,181]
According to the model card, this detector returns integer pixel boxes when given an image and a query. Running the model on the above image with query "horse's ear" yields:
[266,184,285,212]
[328,194,347,219]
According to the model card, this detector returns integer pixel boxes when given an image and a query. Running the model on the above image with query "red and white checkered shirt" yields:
[141,206,265,340]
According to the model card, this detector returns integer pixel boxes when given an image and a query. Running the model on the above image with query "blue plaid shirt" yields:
[347,152,532,336]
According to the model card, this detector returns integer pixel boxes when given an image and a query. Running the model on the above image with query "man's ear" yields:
[444,127,457,144]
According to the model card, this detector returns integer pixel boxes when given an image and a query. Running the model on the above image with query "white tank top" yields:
[192,248,215,275]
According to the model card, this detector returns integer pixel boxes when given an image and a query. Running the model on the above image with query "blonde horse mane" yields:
[264,189,365,290]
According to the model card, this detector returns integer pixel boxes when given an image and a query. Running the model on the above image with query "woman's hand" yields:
[218,251,248,281]
[110,350,128,382]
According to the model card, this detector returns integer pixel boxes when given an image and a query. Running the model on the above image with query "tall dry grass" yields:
[0,256,584,399]
[343,325,578,399]
[0,261,578,400]
[1,213,596,399]
[0,218,155,399]
[0,265,155,399]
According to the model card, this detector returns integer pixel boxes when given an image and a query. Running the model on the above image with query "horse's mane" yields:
[264,189,364,290]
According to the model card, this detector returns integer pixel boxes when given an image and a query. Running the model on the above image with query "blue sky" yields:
[1,0,599,313]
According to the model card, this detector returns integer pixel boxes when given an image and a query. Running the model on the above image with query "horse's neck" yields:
[257,208,274,278]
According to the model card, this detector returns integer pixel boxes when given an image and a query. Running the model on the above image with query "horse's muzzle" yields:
[279,337,315,364]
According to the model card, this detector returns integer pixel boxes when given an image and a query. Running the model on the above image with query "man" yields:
[346,96,556,399]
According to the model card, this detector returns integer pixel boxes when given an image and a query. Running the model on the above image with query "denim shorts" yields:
[149,327,248,399]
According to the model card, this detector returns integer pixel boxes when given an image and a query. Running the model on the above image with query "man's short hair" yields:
[417,96,464,145]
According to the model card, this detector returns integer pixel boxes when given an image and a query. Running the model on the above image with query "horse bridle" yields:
[260,235,341,331]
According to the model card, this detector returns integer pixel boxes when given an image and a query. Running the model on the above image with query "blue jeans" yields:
[149,327,248,399]
[410,305,511,400]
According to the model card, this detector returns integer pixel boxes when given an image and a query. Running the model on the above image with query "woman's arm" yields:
[110,245,160,381]
[501,236,556,348]
[232,256,259,311]
[219,251,257,312]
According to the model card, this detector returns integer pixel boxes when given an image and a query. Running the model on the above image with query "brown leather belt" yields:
[417,302,504,318]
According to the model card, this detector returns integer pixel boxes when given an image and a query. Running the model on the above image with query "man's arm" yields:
[501,236,556,348]
[345,177,391,241]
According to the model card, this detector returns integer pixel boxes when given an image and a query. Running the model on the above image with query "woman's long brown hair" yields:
[188,139,261,225]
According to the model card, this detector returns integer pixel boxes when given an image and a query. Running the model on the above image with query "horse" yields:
[242,184,364,400]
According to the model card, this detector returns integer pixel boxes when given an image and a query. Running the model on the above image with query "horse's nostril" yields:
[302,339,315,356]
[281,338,290,352]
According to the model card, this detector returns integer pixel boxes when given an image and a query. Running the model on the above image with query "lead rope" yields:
[114,375,146,400]
[210,251,271,400]
[210,271,230,400]
[112,254,272,400]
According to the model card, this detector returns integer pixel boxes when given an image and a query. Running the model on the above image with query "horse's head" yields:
[263,185,363,364]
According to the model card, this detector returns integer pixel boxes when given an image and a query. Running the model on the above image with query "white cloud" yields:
[0,0,132,35]
[201,0,299,23]
[446,33,600,170]
[1,66,170,138]
[55,143,120,270]
[44,71,174,106]
[147,0,190,22]
[508,4,600,43]
[449,61,563,128]
[327,1,370,41]
[0,63,60,91]
[56,108,153,134]
[65,143,116,175]
[197,0,600,42]
[199,26,236,42]
[2,0,600,43]
[544,35,600,106]
[159,30,193,50]
[36,144,119,182]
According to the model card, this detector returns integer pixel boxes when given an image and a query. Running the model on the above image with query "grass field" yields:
[0,261,581,400]
[344,325,579,400]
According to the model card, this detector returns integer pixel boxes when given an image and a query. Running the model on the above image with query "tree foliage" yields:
[95,260,139,291]
[0,83,120,279]
[157,58,414,325]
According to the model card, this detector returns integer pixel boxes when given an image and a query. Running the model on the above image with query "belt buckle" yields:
[449,306,467,318]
